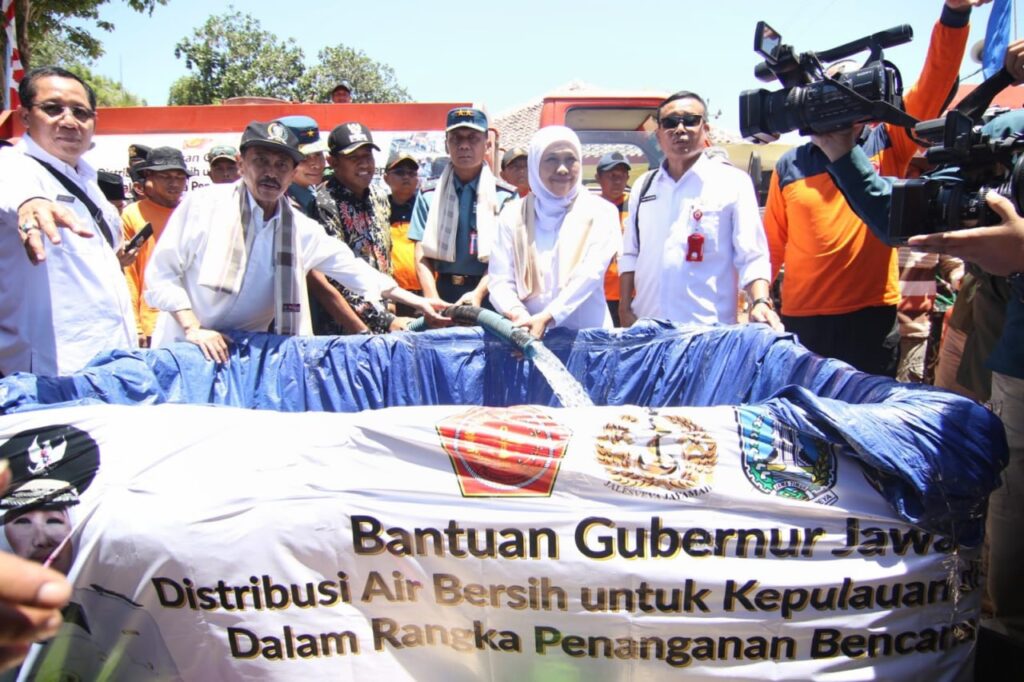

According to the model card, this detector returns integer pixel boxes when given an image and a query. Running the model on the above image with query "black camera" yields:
[739,21,916,143]
[888,69,1024,243]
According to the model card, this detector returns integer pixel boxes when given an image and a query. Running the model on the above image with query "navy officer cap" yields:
[275,115,328,155]
[446,107,488,133]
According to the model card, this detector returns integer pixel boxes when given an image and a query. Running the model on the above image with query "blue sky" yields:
[86,1,1012,132]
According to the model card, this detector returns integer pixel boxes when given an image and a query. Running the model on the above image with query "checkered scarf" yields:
[197,183,311,335]
[419,163,498,263]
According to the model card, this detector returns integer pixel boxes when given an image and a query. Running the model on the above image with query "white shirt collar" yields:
[659,151,711,186]
[19,133,97,184]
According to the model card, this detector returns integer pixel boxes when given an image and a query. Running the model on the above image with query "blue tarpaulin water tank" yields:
[0,321,1007,546]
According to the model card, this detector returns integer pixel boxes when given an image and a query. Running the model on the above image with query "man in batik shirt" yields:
[312,122,398,334]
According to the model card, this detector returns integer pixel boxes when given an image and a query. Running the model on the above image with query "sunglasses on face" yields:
[659,113,703,130]
[388,169,418,178]
[33,102,96,123]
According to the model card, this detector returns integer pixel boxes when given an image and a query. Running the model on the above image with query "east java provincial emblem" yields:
[735,406,838,505]
[437,406,571,497]
[595,408,717,498]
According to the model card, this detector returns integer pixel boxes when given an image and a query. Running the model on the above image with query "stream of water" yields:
[528,343,594,408]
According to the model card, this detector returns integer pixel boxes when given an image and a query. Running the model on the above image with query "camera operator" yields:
[763,0,987,377]
[815,41,1024,645]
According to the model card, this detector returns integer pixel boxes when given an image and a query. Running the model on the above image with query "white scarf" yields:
[419,162,499,263]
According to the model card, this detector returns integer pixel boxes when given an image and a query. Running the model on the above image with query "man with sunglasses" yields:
[762,0,983,377]
[619,91,781,331]
[0,66,136,376]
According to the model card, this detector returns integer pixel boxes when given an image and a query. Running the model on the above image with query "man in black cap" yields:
[143,120,445,361]
[408,108,514,307]
[595,151,631,325]
[122,146,191,347]
[384,152,423,315]
[310,122,397,334]
[499,147,529,198]
[330,79,353,104]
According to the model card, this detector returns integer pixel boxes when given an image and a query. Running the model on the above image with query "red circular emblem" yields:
[437,406,572,496]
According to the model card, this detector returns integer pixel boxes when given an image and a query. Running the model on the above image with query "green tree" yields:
[17,29,147,107]
[66,63,146,107]
[300,45,411,103]
[30,32,89,68]
[167,9,411,104]
[5,0,168,69]
[168,9,305,104]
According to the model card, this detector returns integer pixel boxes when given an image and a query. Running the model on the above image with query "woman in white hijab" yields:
[488,126,620,338]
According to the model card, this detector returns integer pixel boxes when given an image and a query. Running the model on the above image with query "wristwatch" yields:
[750,297,775,311]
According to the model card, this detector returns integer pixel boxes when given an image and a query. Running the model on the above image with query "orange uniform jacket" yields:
[122,198,174,338]
[602,192,629,302]
[763,8,970,317]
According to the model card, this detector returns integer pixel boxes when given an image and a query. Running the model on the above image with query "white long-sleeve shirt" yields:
[488,193,618,329]
[0,137,136,376]
[144,182,397,345]
[619,154,770,324]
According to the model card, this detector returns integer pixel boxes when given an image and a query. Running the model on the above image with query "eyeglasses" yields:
[32,102,96,123]
[659,113,703,130]
[388,169,418,178]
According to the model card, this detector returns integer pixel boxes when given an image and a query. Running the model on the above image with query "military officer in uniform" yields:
[408,108,515,307]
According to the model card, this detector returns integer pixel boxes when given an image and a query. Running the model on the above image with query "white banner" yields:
[0,403,979,681]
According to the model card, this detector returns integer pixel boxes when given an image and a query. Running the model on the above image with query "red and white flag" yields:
[2,0,21,110]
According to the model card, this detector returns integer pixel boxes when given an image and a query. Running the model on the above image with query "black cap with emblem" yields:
[239,120,305,164]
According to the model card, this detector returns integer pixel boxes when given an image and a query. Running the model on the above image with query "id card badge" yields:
[469,230,478,256]
[686,232,705,262]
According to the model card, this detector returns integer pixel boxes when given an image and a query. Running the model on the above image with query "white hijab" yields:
[527,125,582,232]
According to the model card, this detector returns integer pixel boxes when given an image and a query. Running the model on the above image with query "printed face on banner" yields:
[595,408,718,499]
[4,508,74,574]
[735,406,840,505]
[0,425,101,575]
[436,406,571,497]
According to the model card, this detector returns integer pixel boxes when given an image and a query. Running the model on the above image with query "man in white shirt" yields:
[143,121,445,362]
[0,66,136,376]
[618,91,782,331]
